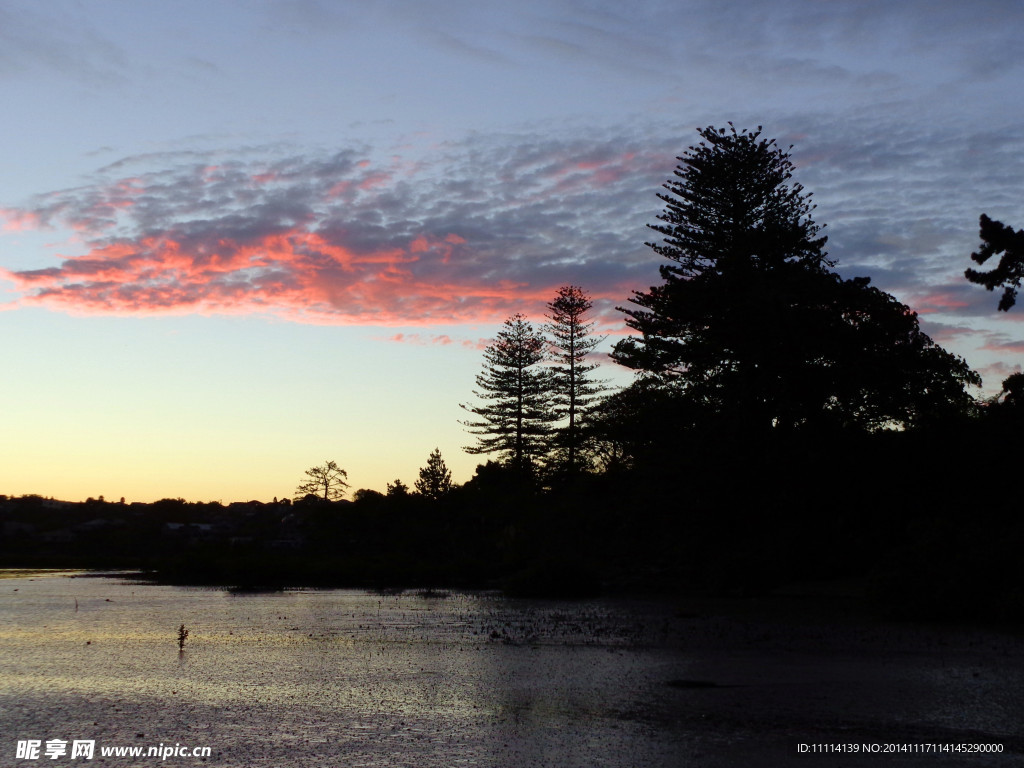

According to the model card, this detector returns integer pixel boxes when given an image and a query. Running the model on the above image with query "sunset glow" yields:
[2,0,1023,501]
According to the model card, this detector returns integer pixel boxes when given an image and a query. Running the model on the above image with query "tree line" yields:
[301,284,609,501]
[307,124,1014,502]
[10,123,1024,617]
[455,124,984,484]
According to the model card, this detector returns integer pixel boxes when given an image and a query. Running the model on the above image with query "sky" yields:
[2,0,1024,503]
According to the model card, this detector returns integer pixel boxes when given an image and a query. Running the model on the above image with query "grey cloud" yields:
[6,113,1024,344]
[95,150,220,176]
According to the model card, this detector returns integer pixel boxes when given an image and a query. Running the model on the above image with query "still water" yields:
[1,573,1023,767]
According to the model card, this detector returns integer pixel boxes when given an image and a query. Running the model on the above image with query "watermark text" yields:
[16,739,211,761]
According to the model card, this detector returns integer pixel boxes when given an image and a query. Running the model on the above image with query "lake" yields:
[1,572,1023,766]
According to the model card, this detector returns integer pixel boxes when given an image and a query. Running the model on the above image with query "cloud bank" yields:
[3,113,1024,339]
[2,133,673,325]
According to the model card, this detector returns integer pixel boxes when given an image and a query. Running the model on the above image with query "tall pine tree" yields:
[461,314,556,469]
[543,285,604,473]
[613,124,979,431]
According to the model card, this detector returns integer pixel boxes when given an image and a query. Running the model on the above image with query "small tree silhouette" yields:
[295,460,350,501]
[177,624,189,651]
[415,448,453,500]
[386,478,410,497]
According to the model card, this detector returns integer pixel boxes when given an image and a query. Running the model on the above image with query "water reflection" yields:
[1,573,1023,767]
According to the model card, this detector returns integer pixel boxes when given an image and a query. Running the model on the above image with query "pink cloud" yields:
[909,291,971,314]
[357,171,392,191]
[379,332,470,346]
[0,140,662,328]
[4,222,613,326]
[979,361,1023,388]
[0,208,42,232]
[980,337,1024,354]
[324,180,353,200]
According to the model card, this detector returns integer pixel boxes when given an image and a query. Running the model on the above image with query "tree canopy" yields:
[613,124,979,431]
[965,214,1024,311]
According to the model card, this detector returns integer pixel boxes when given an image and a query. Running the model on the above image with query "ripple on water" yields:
[2,574,1024,767]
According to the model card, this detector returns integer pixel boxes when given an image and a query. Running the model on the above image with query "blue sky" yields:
[2,0,1023,501]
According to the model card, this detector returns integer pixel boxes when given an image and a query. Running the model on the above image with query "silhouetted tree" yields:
[415,448,453,500]
[612,124,830,425]
[461,314,556,469]
[586,376,695,471]
[386,479,410,497]
[965,214,1024,311]
[613,124,979,431]
[977,372,1024,420]
[999,372,1024,407]
[295,460,350,501]
[819,276,980,429]
[543,285,605,473]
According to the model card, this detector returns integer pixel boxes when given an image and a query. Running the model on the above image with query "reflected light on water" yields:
[2,573,1023,767]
